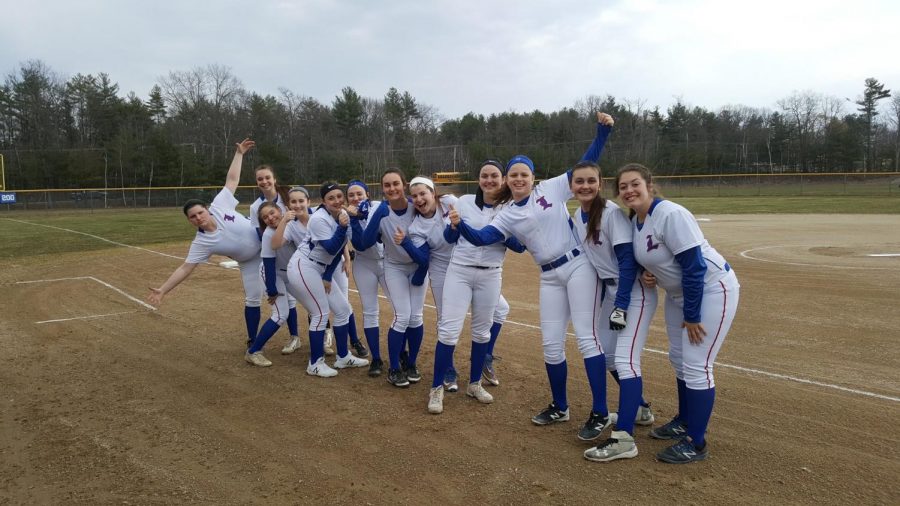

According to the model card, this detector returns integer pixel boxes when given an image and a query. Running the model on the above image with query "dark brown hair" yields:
[255,164,291,204]
[257,201,282,229]
[572,161,606,243]
[614,163,656,218]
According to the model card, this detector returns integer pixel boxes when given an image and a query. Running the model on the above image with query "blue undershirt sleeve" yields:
[457,221,504,246]
[256,227,264,240]
[350,201,389,250]
[675,245,707,323]
[400,237,431,267]
[613,243,637,309]
[443,224,460,244]
[322,254,343,283]
[504,235,527,253]
[318,225,348,255]
[262,256,278,296]
[580,123,613,163]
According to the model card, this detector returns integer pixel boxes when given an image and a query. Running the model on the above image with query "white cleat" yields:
[466,381,494,404]
[428,386,445,414]
[245,351,272,367]
[306,357,338,377]
[281,336,302,355]
[333,353,369,369]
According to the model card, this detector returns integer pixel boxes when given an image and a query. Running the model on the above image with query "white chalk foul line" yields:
[12,218,897,404]
[37,311,138,324]
[354,290,899,403]
[16,276,157,317]
[740,245,897,271]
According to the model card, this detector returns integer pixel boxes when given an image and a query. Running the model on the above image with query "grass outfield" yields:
[2,196,898,259]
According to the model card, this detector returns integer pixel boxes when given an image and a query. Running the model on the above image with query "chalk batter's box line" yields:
[15,276,156,324]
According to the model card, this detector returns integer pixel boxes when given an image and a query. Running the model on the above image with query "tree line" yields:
[1,60,898,191]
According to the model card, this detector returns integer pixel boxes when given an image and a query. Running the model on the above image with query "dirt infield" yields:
[1,214,898,505]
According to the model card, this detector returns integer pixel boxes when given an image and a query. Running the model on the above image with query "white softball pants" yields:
[352,254,386,329]
[612,278,659,380]
[258,268,298,325]
[286,257,352,331]
[540,255,601,364]
[437,263,503,346]
[238,256,263,307]
[382,260,428,332]
[664,270,740,390]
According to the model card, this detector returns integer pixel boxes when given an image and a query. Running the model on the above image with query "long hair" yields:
[255,164,291,204]
[474,159,505,208]
[614,163,656,218]
[573,161,606,243]
[256,201,281,230]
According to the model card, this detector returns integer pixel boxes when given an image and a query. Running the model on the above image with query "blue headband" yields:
[506,155,535,173]
[347,179,370,194]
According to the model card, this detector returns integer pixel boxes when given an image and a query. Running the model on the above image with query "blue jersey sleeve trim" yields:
[458,221,504,246]
[612,243,637,309]
[675,245,706,323]
[262,256,278,296]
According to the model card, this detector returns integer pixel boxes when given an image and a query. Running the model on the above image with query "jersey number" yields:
[646,234,660,252]
[536,196,552,210]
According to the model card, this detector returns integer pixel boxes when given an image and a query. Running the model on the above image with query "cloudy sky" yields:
[2,0,898,119]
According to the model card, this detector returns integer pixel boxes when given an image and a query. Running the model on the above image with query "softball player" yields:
[427,163,524,414]
[614,163,740,464]
[346,179,386,373]
[148,139,264,352]
[286,182,369,377]
[350,169,427,388]
[457,116,617,438]
[566,158,659,461]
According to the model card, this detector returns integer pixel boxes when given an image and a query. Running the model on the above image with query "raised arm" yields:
[224,138,256,194]
[580,112,614,164]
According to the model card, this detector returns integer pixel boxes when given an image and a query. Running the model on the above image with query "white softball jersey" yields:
[301,207,351,266]
[450,194,510,268]
[186,187,260,264]
[408,194,458,272]
[572,200,633,280]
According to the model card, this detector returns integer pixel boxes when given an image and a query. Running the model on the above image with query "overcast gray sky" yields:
[2,0,898,119]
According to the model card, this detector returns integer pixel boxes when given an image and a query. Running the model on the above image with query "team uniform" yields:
[185,187,263,344]
[348,200,387,370]
[573,201,659,458]
[633,198,740,463]
[351,199,428,387]
[287,207,368,376]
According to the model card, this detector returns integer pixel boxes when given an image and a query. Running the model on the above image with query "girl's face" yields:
[617,170,653,211]
[288,191,308,214]
[256,169,275,193]
[261,206,283,228]
[382,173,405,202]
[347,185,368,206]
[506,164,534,201]
[409,183,436,215]
[479,165,504,196]
[185,204,211,228]
[323,189,345,214]
[571,167,601,206]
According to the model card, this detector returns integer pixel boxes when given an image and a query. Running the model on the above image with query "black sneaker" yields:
[656,437,708,464]
[352,340,369,358]
[649,417,688,440]
[531,402,570,425]
[577,411,618,441]
[405,365,421,383]
[368,358,384,377]
[387,368,410,388]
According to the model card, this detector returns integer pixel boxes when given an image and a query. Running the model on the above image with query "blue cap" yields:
[506,155,534,174]
[347,179,370,194]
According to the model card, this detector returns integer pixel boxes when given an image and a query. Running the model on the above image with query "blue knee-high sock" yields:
[431,342,455,388]
[244,306,261,343]
[685,387,715,448]
[387,328,404,370]
[615,376,643,434]
[364,327,381,360]
[309,330,325,364]
[348,313,360,344]
[470,341,489,384]
[405,325,424,366]
[676,378,688,423]
[611,369,650,407]
[545,361,568,411]
[584,355,609,415]
[486,322,502,356]
[334,323,350,357]
[447,348,456,374]
[287,307,299,336]
[249,319,282,353]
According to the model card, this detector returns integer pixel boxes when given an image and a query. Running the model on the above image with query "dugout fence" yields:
[1,172,898,211]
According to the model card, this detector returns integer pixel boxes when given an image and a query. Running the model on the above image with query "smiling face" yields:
[261,205,283,229]
[288,190,308,214]
[409,183,436,216]
[505,163,534,201]
[382,172,406,204]
[322,188,345,214]
[347,184,368,206]
[255,167,276,195]
[571,165,601,208]
[616,169,653,215]
[479,164,504,199]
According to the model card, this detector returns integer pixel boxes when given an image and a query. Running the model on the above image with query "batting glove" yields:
[609,308,627,330]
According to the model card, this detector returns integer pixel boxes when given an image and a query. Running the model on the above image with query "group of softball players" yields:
[149,113,739,465]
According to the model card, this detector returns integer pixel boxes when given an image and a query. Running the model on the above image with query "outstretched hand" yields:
[236,138,256,155]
